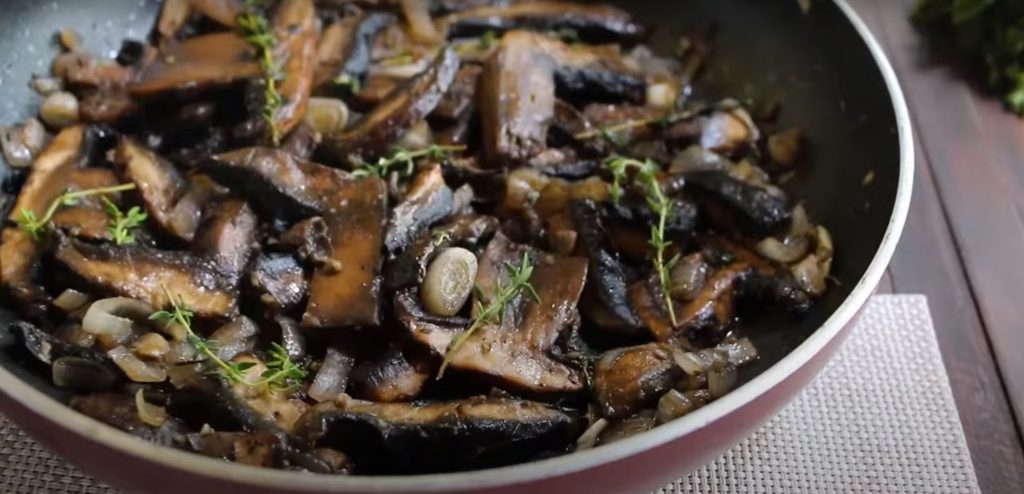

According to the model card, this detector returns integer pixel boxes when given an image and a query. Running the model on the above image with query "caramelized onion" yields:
[82,298,154,338]
[656,389,710,424]
[135,388,168,427]
[108,346,167,383]
[707,365,737,399]
[576,418,610,450]
[54,289,91,312]
[52,357,117,391]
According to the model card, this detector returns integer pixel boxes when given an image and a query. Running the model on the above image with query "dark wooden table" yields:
[846,1,1024,492]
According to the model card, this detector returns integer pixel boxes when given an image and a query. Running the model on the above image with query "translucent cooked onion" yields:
[671,348,705,376]
[656,389,711,424]
[722,338,758,367]
[52,357,117,391]
[82,298,154,338]
[757,204,813,263]
[369,58,430,79]
[646,82,678,109]
[598,413,656,445]
[135,389,168,427]
[707,365,737,399]
[576,418,609,450]
[40,91,80,128]
[132,333,170,359]
[791,225,834,296]
[400,0,442,44]
[396,121,434,151]
[53,289,91,312]
[669,254,708,301]
[304,97,350,135]
[108,346,167,383]
[308,346,356,403]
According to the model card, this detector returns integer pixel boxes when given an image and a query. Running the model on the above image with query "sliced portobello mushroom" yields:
[293,397,581,473]
[319,48,460,162]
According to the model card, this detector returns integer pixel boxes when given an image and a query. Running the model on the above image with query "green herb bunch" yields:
[913,0,1024,112]
[605,156,680,326]
[16,184,139,242]
[150,290,306,390]
[238,0,284,144]
[353,144,466,179]
[437,251,539,379]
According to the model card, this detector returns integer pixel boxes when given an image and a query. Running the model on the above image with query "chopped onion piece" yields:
[108,346,167,383]
[656,389,711,424]
[82,298,154,337]
[135,389,168,427]
[707,365,737,399]
[671,348,705,376]
[722,338,758,367]
[576,418,610,450]
[52,357,117,391]
[54,289,91,312]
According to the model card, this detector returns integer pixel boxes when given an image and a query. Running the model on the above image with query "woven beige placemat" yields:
[1,295,980,494]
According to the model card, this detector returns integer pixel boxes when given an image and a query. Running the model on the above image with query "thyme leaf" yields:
[437,251,539,379]
[604,156,679,326]
[15,183,137,242]
[238,1,283,145]
[102,197,147,246]
[352,144,465,179]
[150,290,304,390]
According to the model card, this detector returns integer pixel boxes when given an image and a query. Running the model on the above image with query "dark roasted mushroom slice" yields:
[630,262,750,343]
[271,0,318,138]
[202,147,351,221]
[350,344,430,402]
[385,164,454,255]
[441,1,646,43]
[131,32,261,97]
[250,254,309,312]
[293,397,581,473]
[320,48,460,162]
[384,212,500,291]
[279,216,332,267]
[1,126,87,308]
[71,392,187,446]
[114,138,205,242]
[593,343,680,418]
[401,233,587,394]
[186,431,285,468]
[302,176,388,329]
[685,170,791,236]
[193,197,257,280]
[571,200,643,334]
[480,31,645,165]
[12,320,114,368]
[49,168,124,242]
[479,31,557,165]
[432,65,482,122]
[53,236,239,319]
[314,11,396,89]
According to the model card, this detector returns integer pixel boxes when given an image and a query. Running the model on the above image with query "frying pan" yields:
[0,0,912,492]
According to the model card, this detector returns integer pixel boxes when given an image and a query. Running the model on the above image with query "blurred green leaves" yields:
[913,0,1024,113]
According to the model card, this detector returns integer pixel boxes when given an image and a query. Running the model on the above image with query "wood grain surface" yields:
[849,1,1024,492]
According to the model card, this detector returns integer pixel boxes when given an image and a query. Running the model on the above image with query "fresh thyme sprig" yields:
[352,144,466,179]
[431,230,452,246]
[605,156,680,326]
[574,110,696,142]
[150,290,306,390]
[333,73,361,93]
[15,183,137,241]
[102,197,147,246]
[238,0,283,145]
[437,251,539,379]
